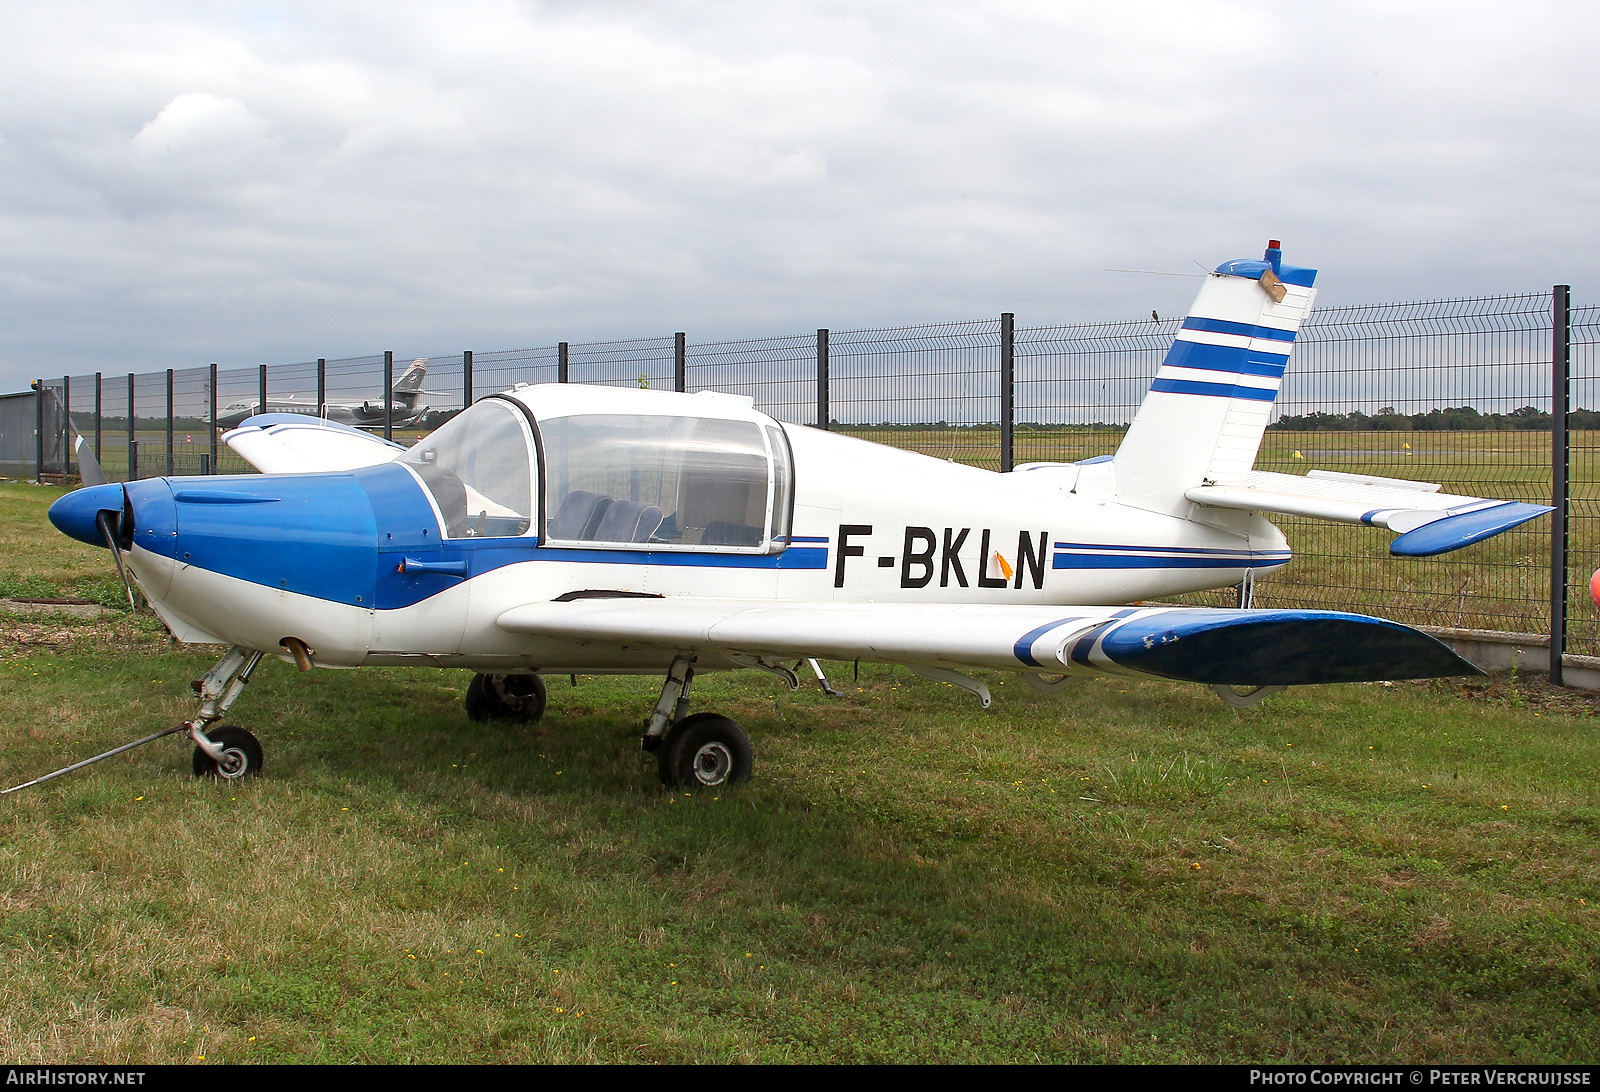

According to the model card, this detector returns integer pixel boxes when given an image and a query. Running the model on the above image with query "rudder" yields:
[1112,242,1317,515]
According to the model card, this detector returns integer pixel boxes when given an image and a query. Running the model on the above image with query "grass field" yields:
[0,481,1597,1063]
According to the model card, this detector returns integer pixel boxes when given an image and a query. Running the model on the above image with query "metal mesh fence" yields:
[471,347,561,405]
[828,319,1002,469]
[1016,317,1179,464]
[569,336,676,390]
[685,334,817,425]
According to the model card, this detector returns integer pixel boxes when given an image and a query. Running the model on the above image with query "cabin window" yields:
[401,399,534,538]
[541,414,792,552]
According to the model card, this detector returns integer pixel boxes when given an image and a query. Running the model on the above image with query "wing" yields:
[496,597,1478,686]
[223,414,409,474]
[1185,469,1550,556]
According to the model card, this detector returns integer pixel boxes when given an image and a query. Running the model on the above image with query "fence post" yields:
[34,379,44,483]
[462,350,473,409]
[165,369,174,477]
[316,358,326,419]
[258,363,267,421]
[94,372,102,465]
[208,363,218,473]
[127,373,136,481]
[817,329,830,430]
[1550,285,1571,687]
[61,374,72,480]
[674,332,686,393]
[1000,313,1015,473]
[383,351,394,441]
[558,342,569,383]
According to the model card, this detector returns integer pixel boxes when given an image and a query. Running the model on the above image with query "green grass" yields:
[0,482,1597,1063]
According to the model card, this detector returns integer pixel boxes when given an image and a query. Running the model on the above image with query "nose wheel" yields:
[192,725,263,779]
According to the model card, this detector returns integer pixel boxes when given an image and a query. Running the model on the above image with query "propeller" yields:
[95,503,138,611]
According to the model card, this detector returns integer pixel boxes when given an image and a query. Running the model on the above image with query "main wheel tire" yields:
[465,672,547,724]
[658,713,752,790]
[192,725,263,780]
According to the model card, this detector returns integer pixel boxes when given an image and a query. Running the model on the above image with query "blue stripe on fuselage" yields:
[1051,545,1291,570]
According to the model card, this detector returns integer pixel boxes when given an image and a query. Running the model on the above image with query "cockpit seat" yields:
[701,521,762,547]
[548,490,612,541]
[593,499,665,543]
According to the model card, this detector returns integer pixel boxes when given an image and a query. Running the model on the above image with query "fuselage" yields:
[57,385,1291,675]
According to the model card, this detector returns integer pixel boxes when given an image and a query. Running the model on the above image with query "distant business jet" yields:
[209,358,431,431]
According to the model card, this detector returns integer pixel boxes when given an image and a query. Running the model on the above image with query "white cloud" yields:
[1,0,1599,390]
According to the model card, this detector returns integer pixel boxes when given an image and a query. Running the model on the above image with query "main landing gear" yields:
[641,656,753,790]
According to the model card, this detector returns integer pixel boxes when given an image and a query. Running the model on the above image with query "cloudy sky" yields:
[2,0,1596,393]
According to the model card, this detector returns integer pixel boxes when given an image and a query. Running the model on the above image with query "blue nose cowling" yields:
[48,482,127,547]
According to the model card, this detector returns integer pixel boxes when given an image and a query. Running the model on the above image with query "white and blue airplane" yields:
[42,243,1549,791]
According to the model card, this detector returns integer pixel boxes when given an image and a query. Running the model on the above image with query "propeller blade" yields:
[96,508,137,612]
[72,428,108,488]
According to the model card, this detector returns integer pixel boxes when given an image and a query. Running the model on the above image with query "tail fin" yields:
[1112,242,1317,514]
[394,358,428,405]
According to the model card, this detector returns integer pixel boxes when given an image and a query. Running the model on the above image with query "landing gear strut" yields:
[185,646,265,779]
[643,656,753,790]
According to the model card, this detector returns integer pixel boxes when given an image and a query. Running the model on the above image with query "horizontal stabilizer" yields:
[224,414,408,475]
[1185,470,1550,555]
[496,597,1479,685]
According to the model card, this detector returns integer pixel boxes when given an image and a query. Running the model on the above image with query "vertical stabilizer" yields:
[1111,242,1317,515]
[394,359,428,406]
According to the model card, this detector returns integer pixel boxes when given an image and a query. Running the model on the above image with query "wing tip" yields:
[1390,502,1553,557]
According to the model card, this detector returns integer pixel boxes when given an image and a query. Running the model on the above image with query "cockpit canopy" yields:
[400,390,794,553]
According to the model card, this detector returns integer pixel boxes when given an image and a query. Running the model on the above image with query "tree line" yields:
[1267,406,1600,431]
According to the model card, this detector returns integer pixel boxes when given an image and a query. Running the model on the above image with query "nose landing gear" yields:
[191,724,264,779]
[184,647,266,779]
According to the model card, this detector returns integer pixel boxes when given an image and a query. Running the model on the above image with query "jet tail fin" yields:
[394,358,428,405]
[1112,241,1317,515]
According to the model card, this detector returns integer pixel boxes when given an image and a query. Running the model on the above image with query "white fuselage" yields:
[124,398,1290,676]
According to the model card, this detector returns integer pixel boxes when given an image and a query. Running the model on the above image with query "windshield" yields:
[401,399,534,538]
